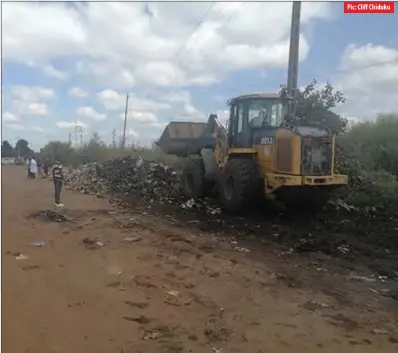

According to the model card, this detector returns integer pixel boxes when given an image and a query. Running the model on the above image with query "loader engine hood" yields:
[252,125,334,176]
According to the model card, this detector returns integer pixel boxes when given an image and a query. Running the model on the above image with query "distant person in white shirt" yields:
[26,158,31,178]
[29,158,38,179]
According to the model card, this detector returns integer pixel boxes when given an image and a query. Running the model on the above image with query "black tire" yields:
[219,158,262,213]
[181,158,211,199]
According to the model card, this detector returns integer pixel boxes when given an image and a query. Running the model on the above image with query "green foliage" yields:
[337,114,398,211]
[339,114,398,176]
[15,139,34,158]
[282,79,348,134]
[2,140,15,157]
[39,133,181,169]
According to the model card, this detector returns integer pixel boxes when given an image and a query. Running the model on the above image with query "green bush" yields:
[39,133,182,169]
[336,113,398,211]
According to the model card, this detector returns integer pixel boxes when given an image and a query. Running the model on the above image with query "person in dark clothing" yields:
[43,158,49,177]
[37,159,42,178]
[52,161,64,206]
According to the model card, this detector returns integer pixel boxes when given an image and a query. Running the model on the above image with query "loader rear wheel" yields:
[219,158,262,213]
[182,158,211,199]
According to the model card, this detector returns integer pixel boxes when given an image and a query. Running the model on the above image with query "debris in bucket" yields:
[82,237,104,250]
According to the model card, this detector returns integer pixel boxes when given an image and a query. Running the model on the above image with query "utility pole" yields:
[74,126,83,148]
[112,128,116,148]
[286,1,301,118]
[122,94,129,149]
[68,132,72,146]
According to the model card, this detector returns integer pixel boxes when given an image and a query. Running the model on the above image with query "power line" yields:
[326,58,398,75]
[172,2,217,63]
[211,58,398,97]
[177,2,245,74]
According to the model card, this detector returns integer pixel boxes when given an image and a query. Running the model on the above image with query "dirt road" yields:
[2,166,397,353]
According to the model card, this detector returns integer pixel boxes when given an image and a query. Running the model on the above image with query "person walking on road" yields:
[37,159,42,178]
[26,158,31,178]
[29,158,38,179]
[52,160,64,207]
[43,158,49,178]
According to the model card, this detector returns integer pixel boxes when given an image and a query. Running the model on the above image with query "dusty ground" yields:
[2,166,398,353]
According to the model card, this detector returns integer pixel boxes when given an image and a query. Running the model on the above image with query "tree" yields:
[2,140,15,157]
[282,79,347,134]
[40,141,75,165]
[15,139,34,158]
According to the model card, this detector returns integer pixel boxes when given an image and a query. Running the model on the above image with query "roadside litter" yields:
[82,237,104,250]
[31,241,51,247]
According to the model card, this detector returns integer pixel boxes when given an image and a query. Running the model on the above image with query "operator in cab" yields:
[250,110,268,127]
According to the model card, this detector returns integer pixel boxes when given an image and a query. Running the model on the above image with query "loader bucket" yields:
[156,121,208,156]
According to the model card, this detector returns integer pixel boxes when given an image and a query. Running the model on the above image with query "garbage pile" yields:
[64,156,182,204]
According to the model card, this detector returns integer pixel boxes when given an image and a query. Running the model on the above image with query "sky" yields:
[2,1,398,151]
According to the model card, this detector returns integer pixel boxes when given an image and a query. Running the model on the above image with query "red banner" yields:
[344,1,395,13]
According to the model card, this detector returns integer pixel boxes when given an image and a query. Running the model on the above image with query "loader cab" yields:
[227,93,284,148]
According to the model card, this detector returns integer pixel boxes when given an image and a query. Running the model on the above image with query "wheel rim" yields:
[224,175,235,200]
[184,172,194,195]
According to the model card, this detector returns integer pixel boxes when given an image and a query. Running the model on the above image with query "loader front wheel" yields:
[219,158,261,213]
[182,158,211,199]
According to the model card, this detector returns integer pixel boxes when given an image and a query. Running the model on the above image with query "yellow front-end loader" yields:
[156,2,348,213]
[157,93,347,212]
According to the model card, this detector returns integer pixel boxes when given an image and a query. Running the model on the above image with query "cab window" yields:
[248,98,283,128]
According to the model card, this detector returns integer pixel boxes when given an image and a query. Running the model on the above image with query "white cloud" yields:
[97,89,126,110]
[149,122,168,130]
[214,109,230,127]
[42,64,68,80]
[76,106,107,121]
[31,126,45,132]
[2,112,19,122]
[6,124,25,131]
[68,87,89,98]
[56,120,88,129]
[126,128,138,137]
[335,44,398,119]
[9,85,55,102]
[122,111,157,123]
[2,2,332,88]
[25,102,50,116]
[7,85,54,116]
[98,89,172,112]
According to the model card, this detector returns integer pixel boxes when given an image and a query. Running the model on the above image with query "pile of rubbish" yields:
[64,156,182,204]
[64,155,223,214]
